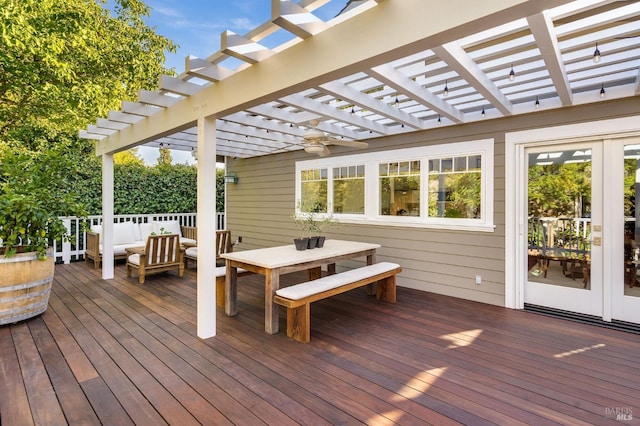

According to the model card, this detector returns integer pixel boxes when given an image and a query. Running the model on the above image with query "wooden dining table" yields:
[220,239,380,334]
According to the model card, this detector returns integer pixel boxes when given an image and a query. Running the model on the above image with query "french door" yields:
[525,142,603,317]
[524,137,640,324]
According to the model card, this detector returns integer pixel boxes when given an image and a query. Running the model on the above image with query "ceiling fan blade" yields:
[318,145,331,157]
[325,138,369,149]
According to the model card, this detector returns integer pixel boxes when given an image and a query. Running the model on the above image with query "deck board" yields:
[1,261,639,425]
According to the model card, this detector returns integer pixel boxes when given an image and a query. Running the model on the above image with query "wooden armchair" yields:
[184,230,232,268]
[126,234,184,284]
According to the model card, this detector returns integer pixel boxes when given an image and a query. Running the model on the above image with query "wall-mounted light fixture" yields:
[224,172,239,184]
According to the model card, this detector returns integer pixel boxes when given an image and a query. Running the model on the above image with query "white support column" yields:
[197,116,217,338]
[101,153,115,280]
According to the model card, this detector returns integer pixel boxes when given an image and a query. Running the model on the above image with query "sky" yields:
[126,0,349,165]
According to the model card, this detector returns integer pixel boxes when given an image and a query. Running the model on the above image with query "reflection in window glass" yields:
[380,161,420,216]
[624,145,640,296]
[333,165,365,214]
[301,168,327,212]
[428,155,481,218]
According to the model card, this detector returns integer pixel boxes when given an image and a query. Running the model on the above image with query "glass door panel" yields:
[525,143,602,316]
[613,142,640,324]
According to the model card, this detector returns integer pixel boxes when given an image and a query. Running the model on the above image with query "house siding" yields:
[225,97,640,307]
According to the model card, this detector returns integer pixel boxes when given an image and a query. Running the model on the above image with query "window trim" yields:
[295,139,495,232]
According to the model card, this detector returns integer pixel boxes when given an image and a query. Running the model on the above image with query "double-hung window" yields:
[295,139,494,231]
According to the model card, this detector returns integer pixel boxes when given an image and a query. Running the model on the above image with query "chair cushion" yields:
[180,237,197,246]
[185,247,197,258]
[215,266,246,276]
[132,223,142,242]
[127,253,141,266]
[113,222,135,245]
[139,223,153,241]
[153,220,182,237]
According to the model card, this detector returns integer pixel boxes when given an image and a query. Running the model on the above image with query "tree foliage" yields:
[528,162,591,217]
[0,0,223,225]
[0,0,176,140]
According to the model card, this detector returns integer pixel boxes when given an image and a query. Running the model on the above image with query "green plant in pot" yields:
[0,146,87,324]
[291,211,310,251]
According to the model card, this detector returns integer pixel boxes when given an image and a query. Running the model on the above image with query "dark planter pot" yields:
[316,236,326,248]
[307,236,319,249]
[294,238,308,251]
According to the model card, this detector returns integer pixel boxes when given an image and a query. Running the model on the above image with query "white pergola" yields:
[80,0,640,338]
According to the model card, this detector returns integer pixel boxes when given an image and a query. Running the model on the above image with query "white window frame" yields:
[295,138,495,232]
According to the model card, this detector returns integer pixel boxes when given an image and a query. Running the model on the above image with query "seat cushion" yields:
[127,253,141,266]
[276,262,400,300]
[185,247,197,258]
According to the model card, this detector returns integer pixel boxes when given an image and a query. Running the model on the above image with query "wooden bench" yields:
[273,262,401,343]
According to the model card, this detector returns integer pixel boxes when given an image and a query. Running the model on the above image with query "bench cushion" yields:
[276,262,400,300]
[215,266,247,276]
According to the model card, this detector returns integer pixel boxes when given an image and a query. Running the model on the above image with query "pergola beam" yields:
[527,12,573,106]
[368,64,465,124]
[432,42,514,116]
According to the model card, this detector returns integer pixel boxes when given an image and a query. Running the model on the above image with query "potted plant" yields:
[0,147,87,324]
[291,211,310,251]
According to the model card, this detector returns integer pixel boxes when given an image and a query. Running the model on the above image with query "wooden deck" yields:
[1,261,639,425]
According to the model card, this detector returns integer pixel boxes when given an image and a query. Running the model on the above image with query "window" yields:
[295,139,494,231]
[428,155,481,219]
[379,161,420,216]
[333,165,365,214]
[300,168,327,212]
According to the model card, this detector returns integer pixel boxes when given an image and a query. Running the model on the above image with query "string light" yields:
[437,115,441,125]
[600,84,605,98]
[593,42,601,63]
[535,96,540,109]
[443,80,449,97]
[509,64,515,81]
[481,106,485,117]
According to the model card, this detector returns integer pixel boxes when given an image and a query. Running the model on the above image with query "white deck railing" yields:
[54,212,224,264]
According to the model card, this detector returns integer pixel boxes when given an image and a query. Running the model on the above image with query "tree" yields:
[157,147,173,166]
[115,149,145,166]
[0,0,176,141]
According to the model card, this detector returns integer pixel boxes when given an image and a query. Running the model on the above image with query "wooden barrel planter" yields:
[0,249,55,325]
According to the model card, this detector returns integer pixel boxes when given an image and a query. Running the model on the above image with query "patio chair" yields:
[126,234,184,284]
[184,230,232,268]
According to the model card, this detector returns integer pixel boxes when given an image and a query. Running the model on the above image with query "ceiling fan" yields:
[301,119,369,156]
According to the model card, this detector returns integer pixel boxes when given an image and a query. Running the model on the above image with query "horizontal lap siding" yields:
[226,98,640,308]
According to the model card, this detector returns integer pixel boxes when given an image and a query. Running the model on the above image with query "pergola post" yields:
[197,116,218,338]
[101,153,115,280]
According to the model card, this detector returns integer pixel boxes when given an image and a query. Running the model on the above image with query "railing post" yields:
[62,218,72,264]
